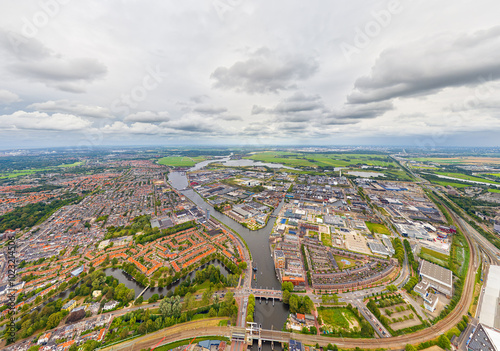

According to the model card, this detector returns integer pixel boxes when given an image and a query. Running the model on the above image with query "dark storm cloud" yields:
[347,26,500,104]
[210,48,318,94]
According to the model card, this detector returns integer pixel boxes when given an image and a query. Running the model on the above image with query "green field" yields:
[365,222,390,235]
[0,168,48,179]
[245,151,397,169]
[321,232,332,247]
[488,189,500,193]
[433,172,500,184]
[419,247,449,268]
[318,307,359,330]
[57,161,83,168]
[158,156,207,167]
[429,179,470,188]
[485,173,500,177]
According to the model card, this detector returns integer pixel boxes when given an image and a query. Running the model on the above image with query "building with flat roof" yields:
[368,241,390,256]
[467,323,500,351]
[62,299,77,311]
[479,265,500,329]
[419,260,453,297]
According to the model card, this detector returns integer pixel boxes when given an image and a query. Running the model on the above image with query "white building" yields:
[479,265,500,329]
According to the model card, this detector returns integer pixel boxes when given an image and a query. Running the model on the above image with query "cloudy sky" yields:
[1,0,500,149]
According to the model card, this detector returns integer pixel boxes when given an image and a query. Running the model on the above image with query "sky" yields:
[1,0,500,149]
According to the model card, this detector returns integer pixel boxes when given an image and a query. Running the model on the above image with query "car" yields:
[379,328,382,331]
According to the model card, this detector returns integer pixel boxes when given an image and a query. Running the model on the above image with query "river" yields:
[168,160,290,343]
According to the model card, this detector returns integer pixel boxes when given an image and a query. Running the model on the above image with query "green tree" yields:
[438,335,451,350]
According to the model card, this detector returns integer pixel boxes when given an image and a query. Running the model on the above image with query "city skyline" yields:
[1,1,500,148]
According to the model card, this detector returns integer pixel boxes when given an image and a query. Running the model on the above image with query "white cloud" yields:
[0,89,20,104]
[0,111,92,131]
[28,100,113,119]
[124,111,170,123]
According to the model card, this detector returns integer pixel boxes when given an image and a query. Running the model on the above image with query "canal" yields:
[168,159,290,339]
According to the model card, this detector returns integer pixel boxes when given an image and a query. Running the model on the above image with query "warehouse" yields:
[419,260,453,297]
[479,265,500,329]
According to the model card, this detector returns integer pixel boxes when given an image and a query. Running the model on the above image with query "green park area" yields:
[158,156,207,167]
[334,255,358,269]
[419,247,449,268]
[365,221,390,235]
[488,188,500,193]
[245,151,397,169]
[0,169,46,179]
[57,161,84,168]
[318,306,374,338]
[321,232,332,247]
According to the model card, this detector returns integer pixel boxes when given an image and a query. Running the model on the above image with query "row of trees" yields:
[403,239,418,273]
[134,220,196,245]
[246,294,256,322]
[392,238,405,265]
[0,194,81,233]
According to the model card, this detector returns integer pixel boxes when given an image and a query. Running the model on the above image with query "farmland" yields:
[245,151,397,169]
[432,172,500,184]
[158,156,207,167]
[409,156,500,165]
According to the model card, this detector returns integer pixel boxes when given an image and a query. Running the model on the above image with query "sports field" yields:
[158,156,207,167]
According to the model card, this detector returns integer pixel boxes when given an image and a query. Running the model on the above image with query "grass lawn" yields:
[333,255,358,269]
[488,188,500,193]
[321,232,332,247]
[158,156,206,167]
[365,222,390,235]
[318,307,358,330]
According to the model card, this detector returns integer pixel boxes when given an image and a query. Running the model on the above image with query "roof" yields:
[419,260,453,288]
[468,324,500,351]
[479,265,500,329]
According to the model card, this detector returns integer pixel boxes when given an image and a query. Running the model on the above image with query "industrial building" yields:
[479,265,500,329]
[467,323,500,351]
[419,260,453,297]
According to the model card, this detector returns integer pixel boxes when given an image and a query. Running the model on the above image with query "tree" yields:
[438,335,451,350]
[405,345,417,351]
[208,308,217,317]
[135,296,144,305]
[289,294,299,313]
[46,312,63,329]
[283,290,291,304]
[282,282,294,292]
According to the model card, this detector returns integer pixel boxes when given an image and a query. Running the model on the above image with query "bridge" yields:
[241,323,290,350]
[252,288,282,301]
